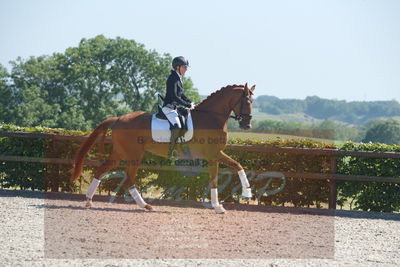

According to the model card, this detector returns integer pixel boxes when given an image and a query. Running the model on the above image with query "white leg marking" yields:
[86,178,101,199]
[211,188,226,214]
[238,170,252,198]
[129,187,147,208]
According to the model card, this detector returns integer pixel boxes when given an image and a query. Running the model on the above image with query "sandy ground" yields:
[1,189,400,266]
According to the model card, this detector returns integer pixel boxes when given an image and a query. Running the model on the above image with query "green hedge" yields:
[336,142,400,212]
[1,123,400,212]
[0,123,90,192]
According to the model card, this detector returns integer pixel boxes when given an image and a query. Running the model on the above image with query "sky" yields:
[1,0,399,101]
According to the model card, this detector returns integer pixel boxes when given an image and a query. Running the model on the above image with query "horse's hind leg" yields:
[208,157,226,214]
[85,152,121,208]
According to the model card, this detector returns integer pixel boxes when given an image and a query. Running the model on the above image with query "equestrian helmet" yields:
[172,56,189,69]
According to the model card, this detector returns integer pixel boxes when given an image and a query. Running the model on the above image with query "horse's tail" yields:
[69,117,119,182]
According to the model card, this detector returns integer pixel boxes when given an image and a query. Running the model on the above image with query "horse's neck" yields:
[198,99,229,116]
[194,89,237,128]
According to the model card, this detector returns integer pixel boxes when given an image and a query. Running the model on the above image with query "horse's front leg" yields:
[218,151,252,199]
[208,158,226,214]
[124,164,153,211]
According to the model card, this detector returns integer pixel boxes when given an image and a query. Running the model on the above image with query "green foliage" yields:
[337,142,400,212]
[223,138,335,207]
[0,123,90,191]
[0,64,14,124]
[363,119,400,145]
[182,76,201,103]
[1,124,400,212]
[1,35,200,130]
[14,85,60,127]
[254,119,304,131]
[0,123,334,209]
[256,95,400,125]
[255,95,306,115]
[249,118,362,142]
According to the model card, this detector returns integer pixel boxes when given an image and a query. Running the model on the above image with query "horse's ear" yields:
[251,84,256,92]
[244,83,249,93]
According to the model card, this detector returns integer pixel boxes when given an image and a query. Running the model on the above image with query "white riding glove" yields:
[190,102,196,110]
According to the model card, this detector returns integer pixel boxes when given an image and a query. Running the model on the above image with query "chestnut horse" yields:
[70,83,255,214]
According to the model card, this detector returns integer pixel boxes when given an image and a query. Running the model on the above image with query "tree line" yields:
[255,95,400,125]
[0,35,200,130]
[1,35,398,144]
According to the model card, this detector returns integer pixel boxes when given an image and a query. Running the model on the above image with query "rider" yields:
[162,56,195,158]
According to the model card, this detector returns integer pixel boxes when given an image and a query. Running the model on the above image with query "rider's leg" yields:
[161,106,182,158]
[168,123,182,158]
[161,106,182,128]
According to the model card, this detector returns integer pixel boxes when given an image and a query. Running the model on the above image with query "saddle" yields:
[155,94,189,131]
[151,93,193,143]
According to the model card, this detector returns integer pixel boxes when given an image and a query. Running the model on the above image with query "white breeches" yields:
[162,106,182,128]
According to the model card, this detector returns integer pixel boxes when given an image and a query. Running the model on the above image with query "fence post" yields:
[328,154,337,209]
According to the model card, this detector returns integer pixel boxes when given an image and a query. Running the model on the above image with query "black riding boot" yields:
[168,124,182,159]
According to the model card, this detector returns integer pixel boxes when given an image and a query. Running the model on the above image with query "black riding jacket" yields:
[163,71,192,108]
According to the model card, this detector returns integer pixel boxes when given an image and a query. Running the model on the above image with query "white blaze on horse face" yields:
[86,178,101,199]
[129,187,147,208]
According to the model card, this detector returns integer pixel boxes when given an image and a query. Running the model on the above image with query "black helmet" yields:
[172,56,189,69]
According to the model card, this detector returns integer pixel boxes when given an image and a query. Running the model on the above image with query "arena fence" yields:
[1,130,400,210]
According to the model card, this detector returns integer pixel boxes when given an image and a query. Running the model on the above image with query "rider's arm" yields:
[181,91,192,104]
[169,79,192,108]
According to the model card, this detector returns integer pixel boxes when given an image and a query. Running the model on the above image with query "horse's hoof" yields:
[85,201,93,208]
[144,204,153,211]
[85,197,93,208]
[214,205,226,214]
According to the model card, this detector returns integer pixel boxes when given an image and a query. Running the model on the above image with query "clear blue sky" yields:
[1,0,399,101]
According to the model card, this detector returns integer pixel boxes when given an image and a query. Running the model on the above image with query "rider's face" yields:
[177,65,188,75]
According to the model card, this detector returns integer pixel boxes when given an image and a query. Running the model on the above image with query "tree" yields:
[7,35,200,129]
[10,55,65,128]
[0,64,14,123]
[363,119,400,145]
[254,94,400,125]
[182,77,201,103]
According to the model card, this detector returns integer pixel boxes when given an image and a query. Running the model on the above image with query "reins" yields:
[193,91,253,121]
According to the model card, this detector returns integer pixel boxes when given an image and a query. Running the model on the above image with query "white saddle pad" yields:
[151,112,194,143]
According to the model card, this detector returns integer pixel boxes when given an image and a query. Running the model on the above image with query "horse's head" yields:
[232,83,255,130]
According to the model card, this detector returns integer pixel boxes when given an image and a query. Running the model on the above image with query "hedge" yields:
[336,142,400,212]
[1,123,399,212]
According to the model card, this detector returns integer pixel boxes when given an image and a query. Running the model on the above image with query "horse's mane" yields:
[195,84,244,109]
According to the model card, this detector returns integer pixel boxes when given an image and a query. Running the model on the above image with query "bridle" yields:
[229,91,253,122]
[194,90,253,122]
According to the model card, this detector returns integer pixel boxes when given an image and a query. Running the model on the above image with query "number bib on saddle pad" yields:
[151,112,194,143]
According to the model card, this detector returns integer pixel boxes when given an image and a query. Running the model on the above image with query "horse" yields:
[70,83,255,214]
